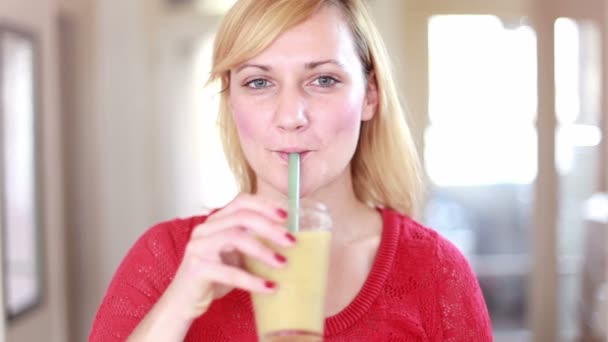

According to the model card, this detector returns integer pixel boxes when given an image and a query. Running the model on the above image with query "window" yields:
[425,15,537,340]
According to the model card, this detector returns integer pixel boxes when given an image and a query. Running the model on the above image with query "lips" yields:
[274,150,311,162]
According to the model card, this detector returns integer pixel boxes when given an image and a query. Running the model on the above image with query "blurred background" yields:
[0,0,607,341]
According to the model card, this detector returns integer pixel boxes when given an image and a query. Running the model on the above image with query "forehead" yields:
[243,5,360,67]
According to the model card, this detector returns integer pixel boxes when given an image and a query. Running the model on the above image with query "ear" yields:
[362,72,379,121]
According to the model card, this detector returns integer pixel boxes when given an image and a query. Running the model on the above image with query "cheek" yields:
[233,110,255,139]
[328,100,363,135]
[231,98,261,141]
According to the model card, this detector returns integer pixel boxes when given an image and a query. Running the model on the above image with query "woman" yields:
[90,0,493,341]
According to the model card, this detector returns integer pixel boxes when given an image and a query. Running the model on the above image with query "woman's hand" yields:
[168,193,294,317]
[128,193,294,341]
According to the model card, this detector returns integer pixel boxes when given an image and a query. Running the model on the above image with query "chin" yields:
[256,173,319,200]
[255,160,341,199]
[289,177,327,199]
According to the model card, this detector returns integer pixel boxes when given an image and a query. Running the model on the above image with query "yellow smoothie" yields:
[246,230,332,341]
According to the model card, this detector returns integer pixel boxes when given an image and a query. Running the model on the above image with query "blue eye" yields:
[246,79,270,88]
[312,76,339,87]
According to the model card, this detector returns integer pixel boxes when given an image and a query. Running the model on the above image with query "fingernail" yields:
[285,233,297,243]
[274,253,287,264]
[276,209,288,219]
[264,280,276,289]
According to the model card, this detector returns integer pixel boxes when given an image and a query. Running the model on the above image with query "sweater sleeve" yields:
[89,221,186,342]
[431,237,493,341]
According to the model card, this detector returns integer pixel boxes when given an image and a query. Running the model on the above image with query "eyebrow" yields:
[236,64,270,73]
[305,59,344,69]
[236,59,344,73]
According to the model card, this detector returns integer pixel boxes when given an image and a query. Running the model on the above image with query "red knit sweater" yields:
[90,208,493,341]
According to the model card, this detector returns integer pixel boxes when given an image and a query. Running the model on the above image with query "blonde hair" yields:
[209,0,422,216]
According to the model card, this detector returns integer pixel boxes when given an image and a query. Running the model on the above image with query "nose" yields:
[274,87,309,132]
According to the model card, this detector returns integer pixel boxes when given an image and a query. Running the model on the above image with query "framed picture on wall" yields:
[0,24,43,319]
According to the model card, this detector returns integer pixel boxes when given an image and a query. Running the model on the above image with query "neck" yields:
[307,171,370,238]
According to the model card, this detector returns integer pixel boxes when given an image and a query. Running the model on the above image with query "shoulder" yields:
[380,210,492,338]
[382,208,471,271]
[128,214,210,261]
[144,214,208,242]
[110,213,213,284]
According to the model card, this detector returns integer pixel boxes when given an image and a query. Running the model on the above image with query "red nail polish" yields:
[274,253,287,263]
[276,209,288,219]
[285,233,297,243]
[264,280,276,289]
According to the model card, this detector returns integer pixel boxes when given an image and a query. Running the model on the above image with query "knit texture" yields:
[90,208,493,341]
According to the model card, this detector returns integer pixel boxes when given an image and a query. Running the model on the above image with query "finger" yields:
[208,193,287,223]
[193,209,295,248]
[188,228,287,269]
[196,259,277,294]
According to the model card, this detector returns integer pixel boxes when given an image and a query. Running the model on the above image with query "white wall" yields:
[367,1,428,212]
[0,0,68,341]
[61,0,168,340]
[0,170,3,342]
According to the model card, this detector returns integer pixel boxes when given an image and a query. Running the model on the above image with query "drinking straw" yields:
[288,153,300,233]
